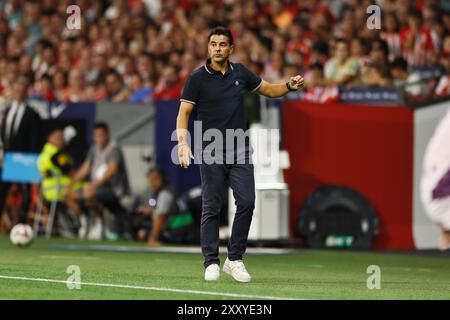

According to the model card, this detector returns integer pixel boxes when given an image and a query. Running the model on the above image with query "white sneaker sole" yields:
[204,275,220,281]
[223,264,251,283]
[204,266,220,281]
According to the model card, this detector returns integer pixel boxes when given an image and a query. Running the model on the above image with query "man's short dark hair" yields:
[312,41,329,56]
[335,38,347,46]
[46,127,64,140]
[40,73,52,82]
[409,8,422,20]
[309,62,324,72]
[391,57,408,71]
[94,121,110,133]
[208,26,233,46]
[106,69,122,80]
[372,39,389,56]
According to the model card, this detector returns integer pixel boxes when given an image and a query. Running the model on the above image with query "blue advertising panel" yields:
[2,152,41,183]
[340,87,399,104]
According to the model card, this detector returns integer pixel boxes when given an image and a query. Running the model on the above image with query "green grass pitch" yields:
[0,236,448,300]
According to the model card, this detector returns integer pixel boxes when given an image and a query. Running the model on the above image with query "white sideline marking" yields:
[39,255,99,260]
[0,275,302,300]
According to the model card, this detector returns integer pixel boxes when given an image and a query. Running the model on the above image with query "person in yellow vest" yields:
[38,128,72,202]
[38,128,83,221]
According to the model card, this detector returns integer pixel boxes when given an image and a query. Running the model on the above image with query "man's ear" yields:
[229,45,234,54]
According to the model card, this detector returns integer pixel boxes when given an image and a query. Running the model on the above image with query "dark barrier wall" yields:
[282,101,414,249]
[29,101,96,166]
[51,102,96,145]
[154,100,201,194]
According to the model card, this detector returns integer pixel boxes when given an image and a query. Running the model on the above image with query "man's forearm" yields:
[70,162,90,185]
[150,214,165,242]
[71,170,87,184]
[267,83,290,98]
[176,112,189,145]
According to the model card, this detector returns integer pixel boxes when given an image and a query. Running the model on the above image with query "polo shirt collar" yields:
[204,58,234,75]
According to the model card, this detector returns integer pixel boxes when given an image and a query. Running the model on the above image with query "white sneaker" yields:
[78,215,88,239]
[87,217,103,241]
[223,258,251,283]
[204,264,220,281]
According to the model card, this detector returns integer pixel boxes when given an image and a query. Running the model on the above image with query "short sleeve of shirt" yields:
[155,190,174,216]
[180,74,199,105]
[84,146,95,166]
[239,64,262,92]
[107,147,122,165]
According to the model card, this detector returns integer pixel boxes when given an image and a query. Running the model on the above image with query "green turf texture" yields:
[0,236,448,300]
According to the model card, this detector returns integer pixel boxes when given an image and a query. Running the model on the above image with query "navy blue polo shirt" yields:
[180,58,262,135]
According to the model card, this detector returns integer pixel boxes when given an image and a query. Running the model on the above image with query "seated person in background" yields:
[390,57,429,99]
[324,39,359,87]
[360,62,393,87]
[65,122,130,240]
[133,167,177,246]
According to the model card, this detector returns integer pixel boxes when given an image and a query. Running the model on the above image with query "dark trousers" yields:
[0,181,30,224]
[200,163,255,268]
[94,186,130,236]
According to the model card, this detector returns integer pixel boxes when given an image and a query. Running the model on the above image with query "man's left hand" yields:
[288,75,305,91]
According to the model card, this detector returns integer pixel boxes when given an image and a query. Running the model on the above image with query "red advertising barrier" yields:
[282,101,415,249]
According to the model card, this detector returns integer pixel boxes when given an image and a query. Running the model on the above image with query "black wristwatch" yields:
[286,81,296,92]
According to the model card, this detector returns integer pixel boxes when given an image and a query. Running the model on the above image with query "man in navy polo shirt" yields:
[176,26,304,282]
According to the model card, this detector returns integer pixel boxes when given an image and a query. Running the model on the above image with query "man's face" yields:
[48,130,64,149]
[148,171,163,191]
[390,68,402,79]
[370,45,386,64]
[11,80,29,101]
[361,65,376,85]
[208,34,234,64]
[69,70,84,87]
[106,74,121,95]
[335,42,348,62]
[130,75,142,91]
[93,128,109,149]
[408,16,421,31]
[309,68,323,86]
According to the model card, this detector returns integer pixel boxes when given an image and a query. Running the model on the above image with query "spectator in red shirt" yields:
[153,66,182,100]
[287,21,312,66]
[380,13,402,62]
[400,9,434,67]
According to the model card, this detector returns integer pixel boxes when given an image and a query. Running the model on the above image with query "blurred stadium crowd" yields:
[0,0,449,105]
